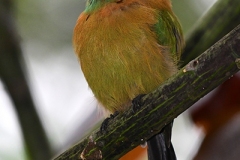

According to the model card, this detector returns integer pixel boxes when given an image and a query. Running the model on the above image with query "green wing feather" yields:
[154,10,184,64]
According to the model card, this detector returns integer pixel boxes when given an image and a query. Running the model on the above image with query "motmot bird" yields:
[73,0,184,159]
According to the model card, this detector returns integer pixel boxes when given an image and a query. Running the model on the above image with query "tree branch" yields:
[181,0,240,66]
[54,22,240,159]
[0,1,52,159]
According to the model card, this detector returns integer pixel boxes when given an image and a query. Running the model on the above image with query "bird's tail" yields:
[147,121,176,160]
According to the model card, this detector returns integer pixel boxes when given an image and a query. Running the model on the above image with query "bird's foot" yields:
[100,111,119,133]
[132,94,146,112]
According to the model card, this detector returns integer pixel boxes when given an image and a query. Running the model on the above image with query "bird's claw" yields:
[100,111,119,133]
[132,94,146,112]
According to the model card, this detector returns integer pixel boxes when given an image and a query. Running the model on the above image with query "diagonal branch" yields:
[54,24,240,160]
[181,0,240,66]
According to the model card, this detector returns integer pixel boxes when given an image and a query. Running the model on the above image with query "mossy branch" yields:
[54,22,240,160]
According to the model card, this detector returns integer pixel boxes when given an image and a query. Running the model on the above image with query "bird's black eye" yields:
[116,0,123,3]
[87,0,93,6]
